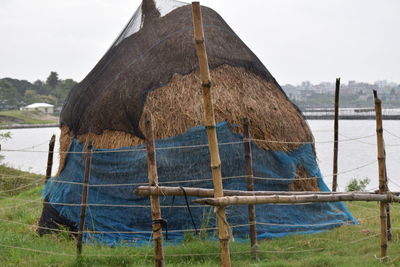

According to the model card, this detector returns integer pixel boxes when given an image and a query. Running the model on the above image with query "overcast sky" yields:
[0,0,399,85]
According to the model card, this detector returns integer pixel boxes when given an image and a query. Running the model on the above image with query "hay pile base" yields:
[57,126,144,176]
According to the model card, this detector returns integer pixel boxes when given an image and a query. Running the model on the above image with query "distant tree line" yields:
[1,73,399,111]
[0,72,77,111]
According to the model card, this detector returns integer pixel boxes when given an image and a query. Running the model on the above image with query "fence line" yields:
[1,122,398,262]
[1,159,377,187]
[339,133,377,146]
[11,140,53,151]
[0,197,211,208]
[0,232,381,258]
[0,213,379,236]
[0,169,47,179]
[0,174,43,180]
[249,134,375,145]
[0,242,322,258]
[384,128,400,140]
[0,134,381,154]
[0,179,44,193]
[0,243,75,257]
[0,199,42,211]
[346,202,380,210]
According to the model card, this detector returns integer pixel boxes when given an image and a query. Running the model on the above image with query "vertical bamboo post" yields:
[76,142,93,257]
[243,118,258,258]
[192,2,231,267]
[332,78,340,192]
[373,90,388,259]
[45,134,56,184]
[145,114,164,267]
[385,166,392,241]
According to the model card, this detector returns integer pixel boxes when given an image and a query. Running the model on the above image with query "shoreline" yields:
[0,123,59,130]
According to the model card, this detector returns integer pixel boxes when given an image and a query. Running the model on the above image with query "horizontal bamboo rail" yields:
[134,186,389,197]
[193,193,400,206]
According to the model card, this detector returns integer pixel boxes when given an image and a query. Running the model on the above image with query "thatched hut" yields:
[38,0,356,245]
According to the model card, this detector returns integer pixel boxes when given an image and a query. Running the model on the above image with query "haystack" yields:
[39,0,356,244]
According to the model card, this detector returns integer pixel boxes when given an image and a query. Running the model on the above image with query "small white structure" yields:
[20,103,54,114]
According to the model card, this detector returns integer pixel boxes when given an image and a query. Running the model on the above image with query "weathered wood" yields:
[192,3,231,267]
[373,90,389,258]
[332,78,340,192]
[385,168,392,241]
[134,186,383,197]
[45,134,56,184]
[243,118,258,258]
[193,193,400,206]
[145,114,164,267]
[76,142,93,257]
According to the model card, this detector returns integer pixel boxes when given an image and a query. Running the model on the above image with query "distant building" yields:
[20,103,54,114]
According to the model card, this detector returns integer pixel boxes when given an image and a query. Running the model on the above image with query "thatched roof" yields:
[61,0,300,135]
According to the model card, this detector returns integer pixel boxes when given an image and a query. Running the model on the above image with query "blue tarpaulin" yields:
[44,122,357,245]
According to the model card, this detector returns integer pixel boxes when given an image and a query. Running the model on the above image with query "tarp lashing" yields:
[42,122,357,246]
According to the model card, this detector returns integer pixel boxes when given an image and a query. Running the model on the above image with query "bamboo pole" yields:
[385,167,392,241]
[145,114,164,267]
[332,78,340,192]
[192,2,231,266]
[76,142,93,257]
[243,118,258,258]
[373,90,389,259]
[193,193,400,206]
[134,186,382,198]
[45,134,56,184]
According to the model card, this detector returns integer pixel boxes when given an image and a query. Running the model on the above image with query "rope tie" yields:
[214,207,234,242]
[152,219,168,240]
[180,187,198,235]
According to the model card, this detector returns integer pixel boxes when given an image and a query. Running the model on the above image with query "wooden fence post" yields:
[77,142,93,257]
[243,118,258,258]
[385,166,392,241]
[45,134,56,184]
[145,114,165,267]
[373,90,389,259]
[332,78,340,192]
[192,2,231,266]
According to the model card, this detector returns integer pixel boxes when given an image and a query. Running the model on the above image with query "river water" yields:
[1,120,399,192]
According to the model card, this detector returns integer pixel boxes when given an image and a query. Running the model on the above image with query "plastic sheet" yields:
[43,122,357,246]
[113,0,188,47]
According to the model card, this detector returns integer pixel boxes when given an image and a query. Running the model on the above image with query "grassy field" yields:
[0,110,58,126]
[0,165,42,196]
[0,167,399,266]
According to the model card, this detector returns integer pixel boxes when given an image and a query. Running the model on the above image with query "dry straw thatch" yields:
[57,126,144,175]
[140,64,313,151]
[289,165,319,191]
[58,65,315,180]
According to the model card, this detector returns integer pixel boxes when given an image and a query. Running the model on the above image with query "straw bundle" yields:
[140,64,313,151]
[57,126,144,175]
[289,165,319,191]
[58,65,315,185]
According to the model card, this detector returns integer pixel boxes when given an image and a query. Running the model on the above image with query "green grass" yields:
[0,165,42,196]
[0,110,58,126]
[0,168,399,266]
